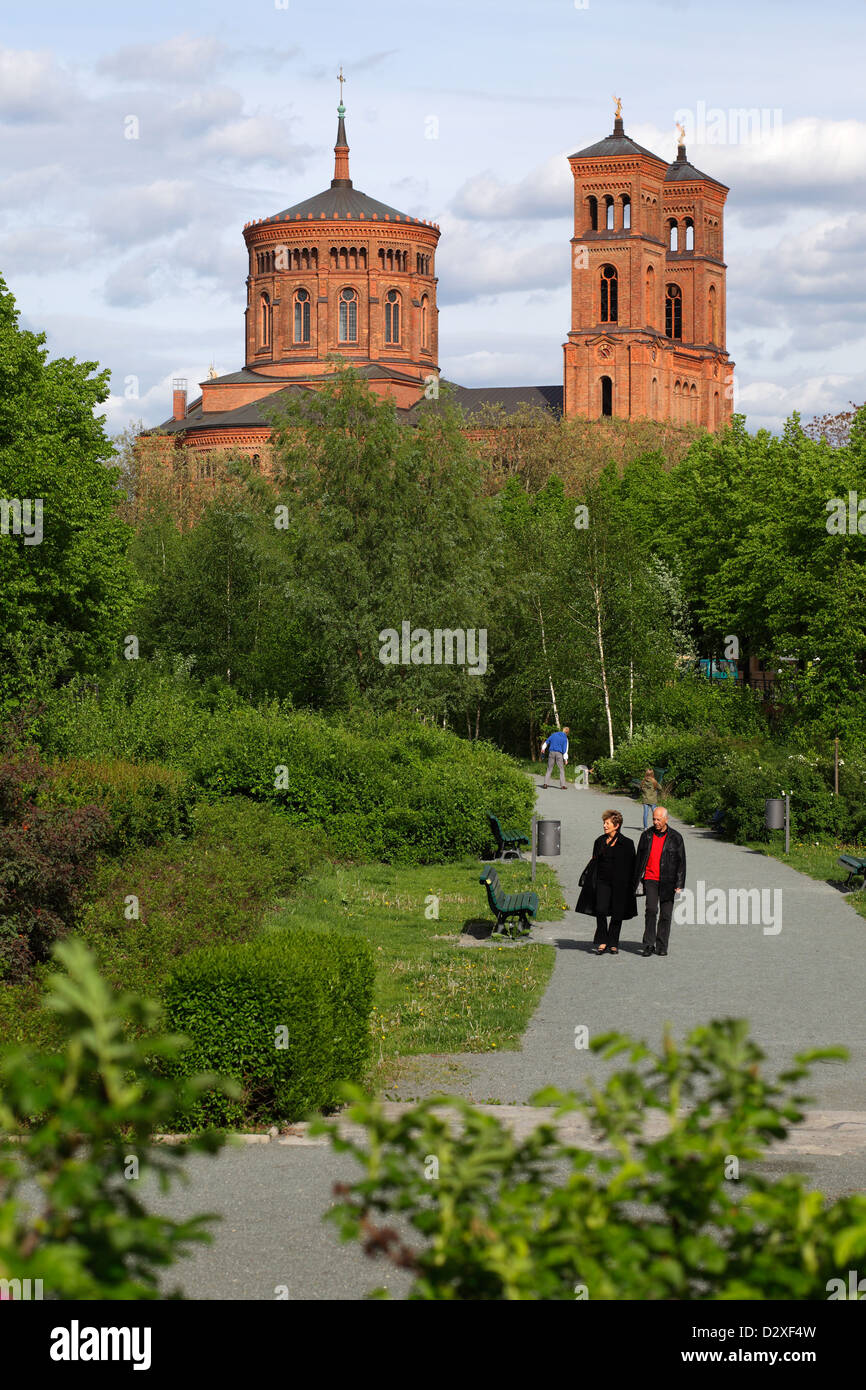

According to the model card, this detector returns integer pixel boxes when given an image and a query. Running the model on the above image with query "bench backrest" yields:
[487,814,505,846]
[480,867,503,907]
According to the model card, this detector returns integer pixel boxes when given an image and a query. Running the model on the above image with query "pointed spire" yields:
[333,67,351,186]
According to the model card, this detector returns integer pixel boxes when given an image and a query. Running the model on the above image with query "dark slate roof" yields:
[440,383,563,416]
[665,147,728,190]
[155,385,314,434]
[261,181,426,226]
[570,118,664,163]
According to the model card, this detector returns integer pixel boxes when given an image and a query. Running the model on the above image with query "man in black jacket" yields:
[634,807,686,957]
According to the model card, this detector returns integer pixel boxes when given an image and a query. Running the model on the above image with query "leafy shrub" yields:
[0,738,108,980]
[48,758,196,854]
[594,727,730,797]
[321,1020,866,1300]
[693,749,845,843]
[162,927,375,1127]
[0,939,229,1298]
[39,667,533,864]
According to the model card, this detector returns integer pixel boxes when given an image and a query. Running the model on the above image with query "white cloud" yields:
[438,225,567,303]
[96,34,228,84]
[0,47,75,121]
[203,114,294,163]
[452,153,572,221]
[95,180,197,243]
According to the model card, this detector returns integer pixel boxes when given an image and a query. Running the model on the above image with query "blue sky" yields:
[1,0,864,435]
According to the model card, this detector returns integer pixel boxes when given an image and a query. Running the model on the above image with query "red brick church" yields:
[158,95,733,453]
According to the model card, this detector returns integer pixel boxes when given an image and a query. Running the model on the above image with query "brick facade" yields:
[563,115,733,431]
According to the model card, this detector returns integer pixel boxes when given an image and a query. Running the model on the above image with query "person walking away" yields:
[640,767,661,829]
[575,809,637,955]
[634,806,686,957]
[541,726,570,789]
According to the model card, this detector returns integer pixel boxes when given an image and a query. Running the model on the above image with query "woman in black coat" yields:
[575,809,638,955]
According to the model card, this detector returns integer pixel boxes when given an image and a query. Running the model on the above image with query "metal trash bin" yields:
[765,798,785,830]
[536,819,561,856]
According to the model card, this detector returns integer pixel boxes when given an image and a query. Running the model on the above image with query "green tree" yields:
[270,368,496,724]
[0,275,138,717]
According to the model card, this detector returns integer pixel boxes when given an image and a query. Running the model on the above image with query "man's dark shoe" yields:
[654,947,668,956]
[640,945,654,957]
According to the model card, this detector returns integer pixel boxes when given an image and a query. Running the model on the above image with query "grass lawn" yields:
[264,856,561,1084]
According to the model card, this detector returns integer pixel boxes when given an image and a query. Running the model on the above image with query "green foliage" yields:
[0,275,138,718]
[48,757,196,854]
[320,1020,866,1300]
[691,747,862,844]
[0,732,109,980]
[0,939,230,1298]
[0,796,328,1051]
[162,928,375,1127]
[38,666,533,864]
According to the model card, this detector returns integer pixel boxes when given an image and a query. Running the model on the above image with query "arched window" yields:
[651,376,659,417]
[420,294,429,349]
[586,196,598,231]
[605,196,615,231]
[338,287,358,343]
[600,264,618,323]
[259,292,272,348]
[645,264,654,324]
[621,194,631,230]
[600,375,613,417]
[385,289,401,344]
[294,288,310,344]
[665,283,682,340]
[668,219,678,251]
[685,218,694,251]
[708,284,717,344]
[690,382,698,422]
[713,391,720,429]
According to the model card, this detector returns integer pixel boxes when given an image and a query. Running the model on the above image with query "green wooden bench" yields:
[479,867,538,937]
[838,854,866,889]
[487,814,530,861]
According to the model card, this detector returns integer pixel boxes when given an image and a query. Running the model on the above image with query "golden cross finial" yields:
[613,94,622,120]
[337,66,346,103]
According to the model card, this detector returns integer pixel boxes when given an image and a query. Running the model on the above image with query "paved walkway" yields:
[386,782,866,1110]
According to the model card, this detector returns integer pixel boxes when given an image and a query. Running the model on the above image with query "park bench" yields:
[487,814,530,861]
[479,867,538,938]
[838,854,866,889]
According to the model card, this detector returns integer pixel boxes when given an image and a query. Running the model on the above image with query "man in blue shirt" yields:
[541,727,570,789]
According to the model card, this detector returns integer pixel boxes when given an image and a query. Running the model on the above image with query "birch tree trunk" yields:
[535,597,560,728]
[591,578,615,757]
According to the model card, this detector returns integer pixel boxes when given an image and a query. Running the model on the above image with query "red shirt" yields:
[644,830,667,881]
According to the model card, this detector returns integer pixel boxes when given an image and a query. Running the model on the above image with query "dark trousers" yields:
[642,881,673,951]
[594,915,623,947]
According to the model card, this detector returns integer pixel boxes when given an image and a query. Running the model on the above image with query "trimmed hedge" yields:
[162,928,375,1127]
[48,758,196,854]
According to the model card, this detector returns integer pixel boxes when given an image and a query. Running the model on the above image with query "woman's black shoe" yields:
[609,947,619,954]
[591,945,607,955]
